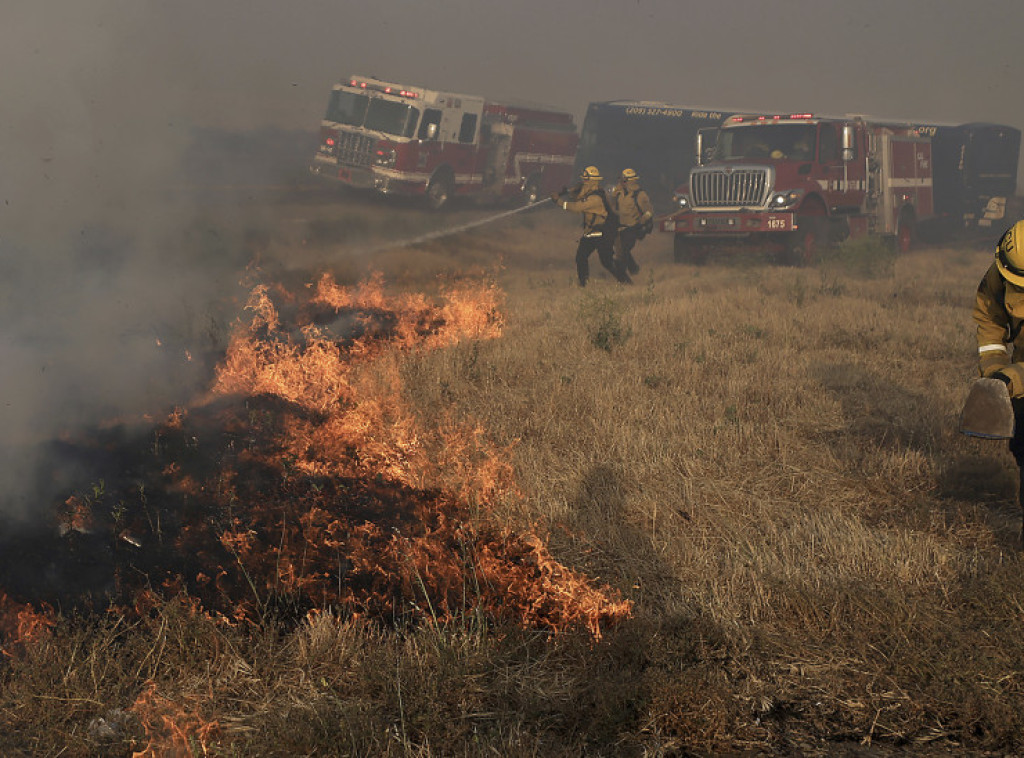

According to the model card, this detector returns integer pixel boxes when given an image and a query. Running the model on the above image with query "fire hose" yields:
[361,199,550,254]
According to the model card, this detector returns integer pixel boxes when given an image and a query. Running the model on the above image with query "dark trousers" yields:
[576,234,631,286]
[616,225,643,275]
[1010,398,1024,465]
[1009,398,1024,541]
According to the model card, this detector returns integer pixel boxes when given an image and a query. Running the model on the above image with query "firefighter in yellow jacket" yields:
[612,168,655,276]
[974,220,1024,535]
[551,166,632,287]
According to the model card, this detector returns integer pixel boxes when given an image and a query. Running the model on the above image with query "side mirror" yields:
[841,125,855,162]
[696,128,717,165]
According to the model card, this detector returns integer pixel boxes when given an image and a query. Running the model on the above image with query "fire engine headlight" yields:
[674,193,691,211]
[374,147,397,168]
[769,189,804,208]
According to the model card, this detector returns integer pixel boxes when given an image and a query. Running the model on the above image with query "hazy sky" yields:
[4,0,1023,135]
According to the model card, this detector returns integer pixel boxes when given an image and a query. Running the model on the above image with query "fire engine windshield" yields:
[324,91,419,138]
[364,99,419,138]
[325,90,369,126]
[715,124,817,161]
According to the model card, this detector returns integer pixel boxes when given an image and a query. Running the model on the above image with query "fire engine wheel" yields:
[673,235,708,265]
[784,216,827,266]
[425,173,453,210]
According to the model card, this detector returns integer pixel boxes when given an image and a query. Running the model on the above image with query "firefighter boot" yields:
[1019,464,1024,549]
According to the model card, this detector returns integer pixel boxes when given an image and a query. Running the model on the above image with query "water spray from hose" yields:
[361,199,549,254]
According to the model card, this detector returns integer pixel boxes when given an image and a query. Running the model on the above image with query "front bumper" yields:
[661,210,796,235]
[309,158,375,189]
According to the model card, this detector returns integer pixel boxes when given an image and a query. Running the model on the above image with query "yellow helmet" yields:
[996,220,1024,287]
[580,165,602,181]
[621,168,638,181]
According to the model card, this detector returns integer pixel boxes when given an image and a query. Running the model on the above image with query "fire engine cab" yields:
[310,76,579,209]
[661,114,934,264]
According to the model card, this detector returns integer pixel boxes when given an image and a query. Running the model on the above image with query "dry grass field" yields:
[2,192,1023,756]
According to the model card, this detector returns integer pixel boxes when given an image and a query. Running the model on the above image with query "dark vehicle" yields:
[918,122,1021,240]
[574,101,763,211]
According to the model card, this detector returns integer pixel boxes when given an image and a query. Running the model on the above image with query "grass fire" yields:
[0,267,632,634]
[4,203,1024,756]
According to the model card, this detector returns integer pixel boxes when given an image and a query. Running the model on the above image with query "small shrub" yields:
[818,270,845,297]
[825,235,897,279]
[577,294,631,352]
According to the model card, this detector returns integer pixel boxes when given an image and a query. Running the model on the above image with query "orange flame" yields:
[129,680,219,757]
[0,592,55,657]
[196,273,628,636]
[0,272,630,645]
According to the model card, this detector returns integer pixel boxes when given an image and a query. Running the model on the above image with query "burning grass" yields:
[0,266,631,755]
[0,272,629,639]
[4,206,1024,755]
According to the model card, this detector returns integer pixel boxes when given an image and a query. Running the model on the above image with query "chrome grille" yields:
[332,131,374,167]
[691,167,771,208]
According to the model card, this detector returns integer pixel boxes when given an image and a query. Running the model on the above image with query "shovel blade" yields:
[959,377,1015,439]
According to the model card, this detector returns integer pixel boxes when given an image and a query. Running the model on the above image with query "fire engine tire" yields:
[673,235,708,265]
[785,215,827,266]
[830,217,851,245]
[425,172,453,211]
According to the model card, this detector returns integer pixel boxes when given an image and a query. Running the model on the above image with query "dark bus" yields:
[913,122,1021,240]
[574,101,758,211]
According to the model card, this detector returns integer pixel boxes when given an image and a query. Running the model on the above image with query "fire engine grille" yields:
[691,168,771,208]
[333,132,375,167]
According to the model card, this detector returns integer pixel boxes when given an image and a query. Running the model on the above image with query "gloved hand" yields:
[989,365,1024,397]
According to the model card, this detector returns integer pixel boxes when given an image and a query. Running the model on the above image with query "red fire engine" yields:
[661,114,934,264]
[309,76,579,209]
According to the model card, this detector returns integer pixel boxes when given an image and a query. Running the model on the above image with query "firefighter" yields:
[551,166,632,287]
[612,168,655,276]
[974,220,1024,541]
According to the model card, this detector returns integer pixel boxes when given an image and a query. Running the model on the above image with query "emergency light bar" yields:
[730,113,815,123]
[348,79,420,99]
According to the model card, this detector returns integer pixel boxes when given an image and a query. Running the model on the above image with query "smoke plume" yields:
[0,3,254,520]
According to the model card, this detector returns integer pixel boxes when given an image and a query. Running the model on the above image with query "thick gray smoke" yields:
[0,4,258,520]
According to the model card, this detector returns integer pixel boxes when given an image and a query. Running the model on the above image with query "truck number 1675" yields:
[767,218,787,229]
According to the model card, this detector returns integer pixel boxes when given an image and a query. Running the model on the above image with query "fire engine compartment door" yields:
[437,96,484,144]
[483,122,514,189]
[876,129,896,235]
[432,95,484,178]
[880,130,932,234]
